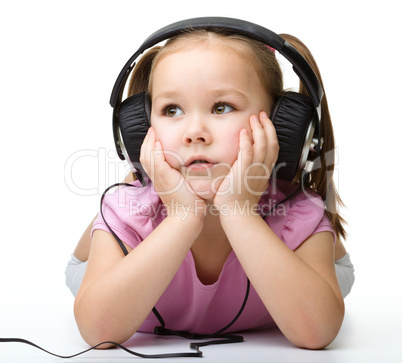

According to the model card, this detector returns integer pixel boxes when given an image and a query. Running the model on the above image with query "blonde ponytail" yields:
[280,34,347,241]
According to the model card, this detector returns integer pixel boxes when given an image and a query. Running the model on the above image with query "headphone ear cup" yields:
[118,92,151,174]
[270,92,314,181]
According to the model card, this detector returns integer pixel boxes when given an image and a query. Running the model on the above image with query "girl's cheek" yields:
[165,153,183,170]
[228,127,247,146]
[223,133,242,163]
[155,134,183,169]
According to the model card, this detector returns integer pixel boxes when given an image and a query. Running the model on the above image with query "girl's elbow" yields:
[291,306,345,350]
[75,316,135,350]
[81,329,131,350]
[74,298,134,349]
[294,330,338,350]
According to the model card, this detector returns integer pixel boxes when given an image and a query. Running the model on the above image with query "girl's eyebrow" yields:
[209,88,248,100]
[153,89,248,104]
[152,91,181,105]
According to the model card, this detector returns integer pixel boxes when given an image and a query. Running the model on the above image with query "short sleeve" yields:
[91,178,166,250]
[91,191,143,249]
[263,188,336,251]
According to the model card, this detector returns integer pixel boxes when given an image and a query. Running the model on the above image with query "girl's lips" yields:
[184,156,216,167]
[182,157,216,173]
[185,162,215,171]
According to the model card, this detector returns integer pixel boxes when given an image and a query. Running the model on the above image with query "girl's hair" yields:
[126,30,347,241]
[279,34,347,241]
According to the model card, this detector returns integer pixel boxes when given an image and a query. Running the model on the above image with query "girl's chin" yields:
[187,178,224,202]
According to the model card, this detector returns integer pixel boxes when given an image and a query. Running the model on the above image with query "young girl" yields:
[67,22,354,350]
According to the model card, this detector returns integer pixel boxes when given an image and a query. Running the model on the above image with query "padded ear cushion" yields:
[270,92,314,180]
[118,92,151,168]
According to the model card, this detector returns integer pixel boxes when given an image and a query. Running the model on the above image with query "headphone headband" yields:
[110,17,323,110]
[111,17,324,178]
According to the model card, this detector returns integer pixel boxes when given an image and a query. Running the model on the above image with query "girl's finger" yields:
[140,127,156,173]
[152,140,167,166]
[250,114,267,163]
[140,127,154,155]
[239,128,253,170]
[259,112,279,166]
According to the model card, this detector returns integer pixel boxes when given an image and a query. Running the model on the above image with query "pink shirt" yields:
[92,178,335,334]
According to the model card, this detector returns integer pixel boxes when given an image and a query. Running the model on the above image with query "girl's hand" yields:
[213,112,279,214]
[140,127,206,221]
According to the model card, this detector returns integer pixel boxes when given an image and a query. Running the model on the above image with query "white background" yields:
[1,0,401,361]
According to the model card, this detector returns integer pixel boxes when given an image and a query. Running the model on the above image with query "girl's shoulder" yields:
[102,177,164,217]
[260,180,335,250]
[92,178,165,249]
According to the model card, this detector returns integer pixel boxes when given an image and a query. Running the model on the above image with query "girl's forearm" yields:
[74,215,203,347]
[220,213,344,349]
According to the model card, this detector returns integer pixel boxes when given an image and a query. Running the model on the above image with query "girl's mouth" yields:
[190,159,210,165]
[187,161,214,170]
[183,158,216,173]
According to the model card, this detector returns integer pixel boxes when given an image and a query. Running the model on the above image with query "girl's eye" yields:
[164,106,184,117]
[213,103,234,114]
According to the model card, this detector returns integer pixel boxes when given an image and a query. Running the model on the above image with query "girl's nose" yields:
[182,118,212,145]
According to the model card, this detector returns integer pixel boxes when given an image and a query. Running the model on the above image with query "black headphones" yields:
[110,17,323,182]
[0,19,327,359]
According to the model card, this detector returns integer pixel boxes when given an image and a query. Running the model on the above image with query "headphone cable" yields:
[0,176,307,359]
[100,182,250,350]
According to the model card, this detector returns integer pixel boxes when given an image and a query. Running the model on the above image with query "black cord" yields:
[98,177,308,354]
[153,278,250,345]
[262,172,310,219]
[100,182,132,256]
[100,182,249,351]
[0,337,202,359]
[0,176,307,359]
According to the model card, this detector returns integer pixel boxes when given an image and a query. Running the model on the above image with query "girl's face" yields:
[150,44,271,200]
